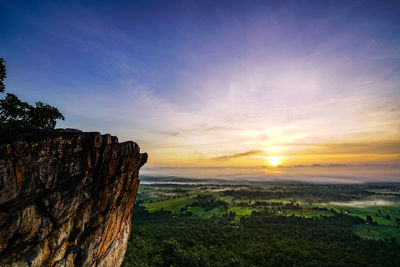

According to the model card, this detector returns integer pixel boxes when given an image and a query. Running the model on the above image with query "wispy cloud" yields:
[214,150,263,161]
[153,125,224,137]
[288,140,400,155]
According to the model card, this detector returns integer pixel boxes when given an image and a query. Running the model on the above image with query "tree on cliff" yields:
[0,58,64,129]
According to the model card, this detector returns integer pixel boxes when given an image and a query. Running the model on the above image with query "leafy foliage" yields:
[125,183,400,266]
[0,58,64,130]
[123,204,400,267]
[190,194,227,211]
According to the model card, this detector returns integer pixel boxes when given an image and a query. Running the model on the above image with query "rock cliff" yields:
[0,129,147,266]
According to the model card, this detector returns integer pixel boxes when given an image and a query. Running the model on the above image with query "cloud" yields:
[292,163,351,168]
[153,130,181,136]
[213,150,263,161]
[153,125,225,137]
[44,1,399,169]
[288,140,400,155]
[203,126,224,131]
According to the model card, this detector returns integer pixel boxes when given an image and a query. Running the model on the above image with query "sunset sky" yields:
[1,1,399,181]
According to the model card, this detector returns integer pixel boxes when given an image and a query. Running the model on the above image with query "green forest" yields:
[122,180,400,267]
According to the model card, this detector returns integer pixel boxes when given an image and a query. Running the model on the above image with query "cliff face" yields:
[0,129,147,267]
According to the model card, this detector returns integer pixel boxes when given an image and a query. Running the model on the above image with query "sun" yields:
[268,156,281,167]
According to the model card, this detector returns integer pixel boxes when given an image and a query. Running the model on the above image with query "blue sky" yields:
[1,0,400,180]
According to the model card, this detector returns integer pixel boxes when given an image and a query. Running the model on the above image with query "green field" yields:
[353,224,400,242]
[316,202,400,226]
[138,182,400,242]
[145,197,194,212]
[123,181,400,266]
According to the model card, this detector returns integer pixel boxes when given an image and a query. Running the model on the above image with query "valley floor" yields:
[123,179,400,266]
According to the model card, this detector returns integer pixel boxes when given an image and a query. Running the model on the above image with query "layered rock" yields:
[0,129,147,266]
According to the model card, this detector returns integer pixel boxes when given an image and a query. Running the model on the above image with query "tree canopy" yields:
[0,58,64,130]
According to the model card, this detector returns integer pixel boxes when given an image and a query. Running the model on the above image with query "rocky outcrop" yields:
[0,129,147,266]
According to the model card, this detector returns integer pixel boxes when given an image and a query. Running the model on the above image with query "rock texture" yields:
[0,129,147,266]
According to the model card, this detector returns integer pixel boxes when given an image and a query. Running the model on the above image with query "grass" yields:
[289,209,333,218]
[353,224,400,243]
[143,196,227,219]
[144,197,194,212]
[190,206,226,219]
[228,206,259,216]
[138,184,400,242]
[316,202,400,227]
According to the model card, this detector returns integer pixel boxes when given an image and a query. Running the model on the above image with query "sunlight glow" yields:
[268,157,281,167]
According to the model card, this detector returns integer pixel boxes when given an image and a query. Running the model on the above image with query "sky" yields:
[1,0,400,181]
